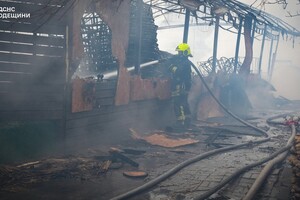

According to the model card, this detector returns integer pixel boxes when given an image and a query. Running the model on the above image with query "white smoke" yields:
[155,0,300,100]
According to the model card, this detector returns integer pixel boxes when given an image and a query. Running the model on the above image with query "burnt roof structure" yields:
[145,0,300,38]
[142,0,299,77]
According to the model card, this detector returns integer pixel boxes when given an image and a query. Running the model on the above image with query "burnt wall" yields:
[126,0,160,67]
[0,0,69,121]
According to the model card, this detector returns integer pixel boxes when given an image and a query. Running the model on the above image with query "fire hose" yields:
[194,124,296,200]
[110,138,269,200]
[242,124,296,200]
[110,59,292,200]
[110,59,271,200]
[190,60,296,200]
[188,60,268,137]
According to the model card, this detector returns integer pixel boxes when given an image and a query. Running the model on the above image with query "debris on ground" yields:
[258,146,276,153]
[0,147,142,193]
[169,149,188,154]
[288,135,300,199]
[100,160,112,173]
[0,156,107,192]
[205,131,222,147]
[16,161,41,168]
[207,193,231,200]
[109,147,139,167]
[123,171,148,178]
[122,148,146,155]
[203,125,263,136]
[129,128,199,148]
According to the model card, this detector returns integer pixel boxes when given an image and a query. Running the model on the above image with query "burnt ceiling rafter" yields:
[151,4,182,16]
[144,0,300,38]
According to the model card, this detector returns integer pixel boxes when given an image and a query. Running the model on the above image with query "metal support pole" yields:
[183,9,190,43]
[269,37,279,81]
[62,25,70,152]
[258,25,267,76]
[239,15,252,75]
[135,0,143,75]
[267,38,274,77]
[212,17,220,73]
[234,17,243,73]
[251,20,256,46]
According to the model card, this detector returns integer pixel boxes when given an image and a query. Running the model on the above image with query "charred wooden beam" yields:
[109,148,139,167]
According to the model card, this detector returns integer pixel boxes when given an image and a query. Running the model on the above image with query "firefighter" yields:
[168,43,192,129]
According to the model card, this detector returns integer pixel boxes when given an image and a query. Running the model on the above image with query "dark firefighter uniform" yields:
[168,43,193,128]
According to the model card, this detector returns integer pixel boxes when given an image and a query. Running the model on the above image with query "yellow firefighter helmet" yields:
[175,43,193,57]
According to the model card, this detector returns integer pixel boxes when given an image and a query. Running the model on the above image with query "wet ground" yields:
[0,108,299,200]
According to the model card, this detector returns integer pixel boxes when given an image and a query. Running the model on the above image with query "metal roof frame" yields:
[145,0,300,38]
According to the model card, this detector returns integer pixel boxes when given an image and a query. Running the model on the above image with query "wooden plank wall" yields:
[0,0,67,121]
[0,0,173,151]
[65,97,173,150]
[64,79,172,150]
[94,80,117,107]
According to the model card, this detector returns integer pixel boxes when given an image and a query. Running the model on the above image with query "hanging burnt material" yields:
[126,0,160,67]
[81,11,118,73]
